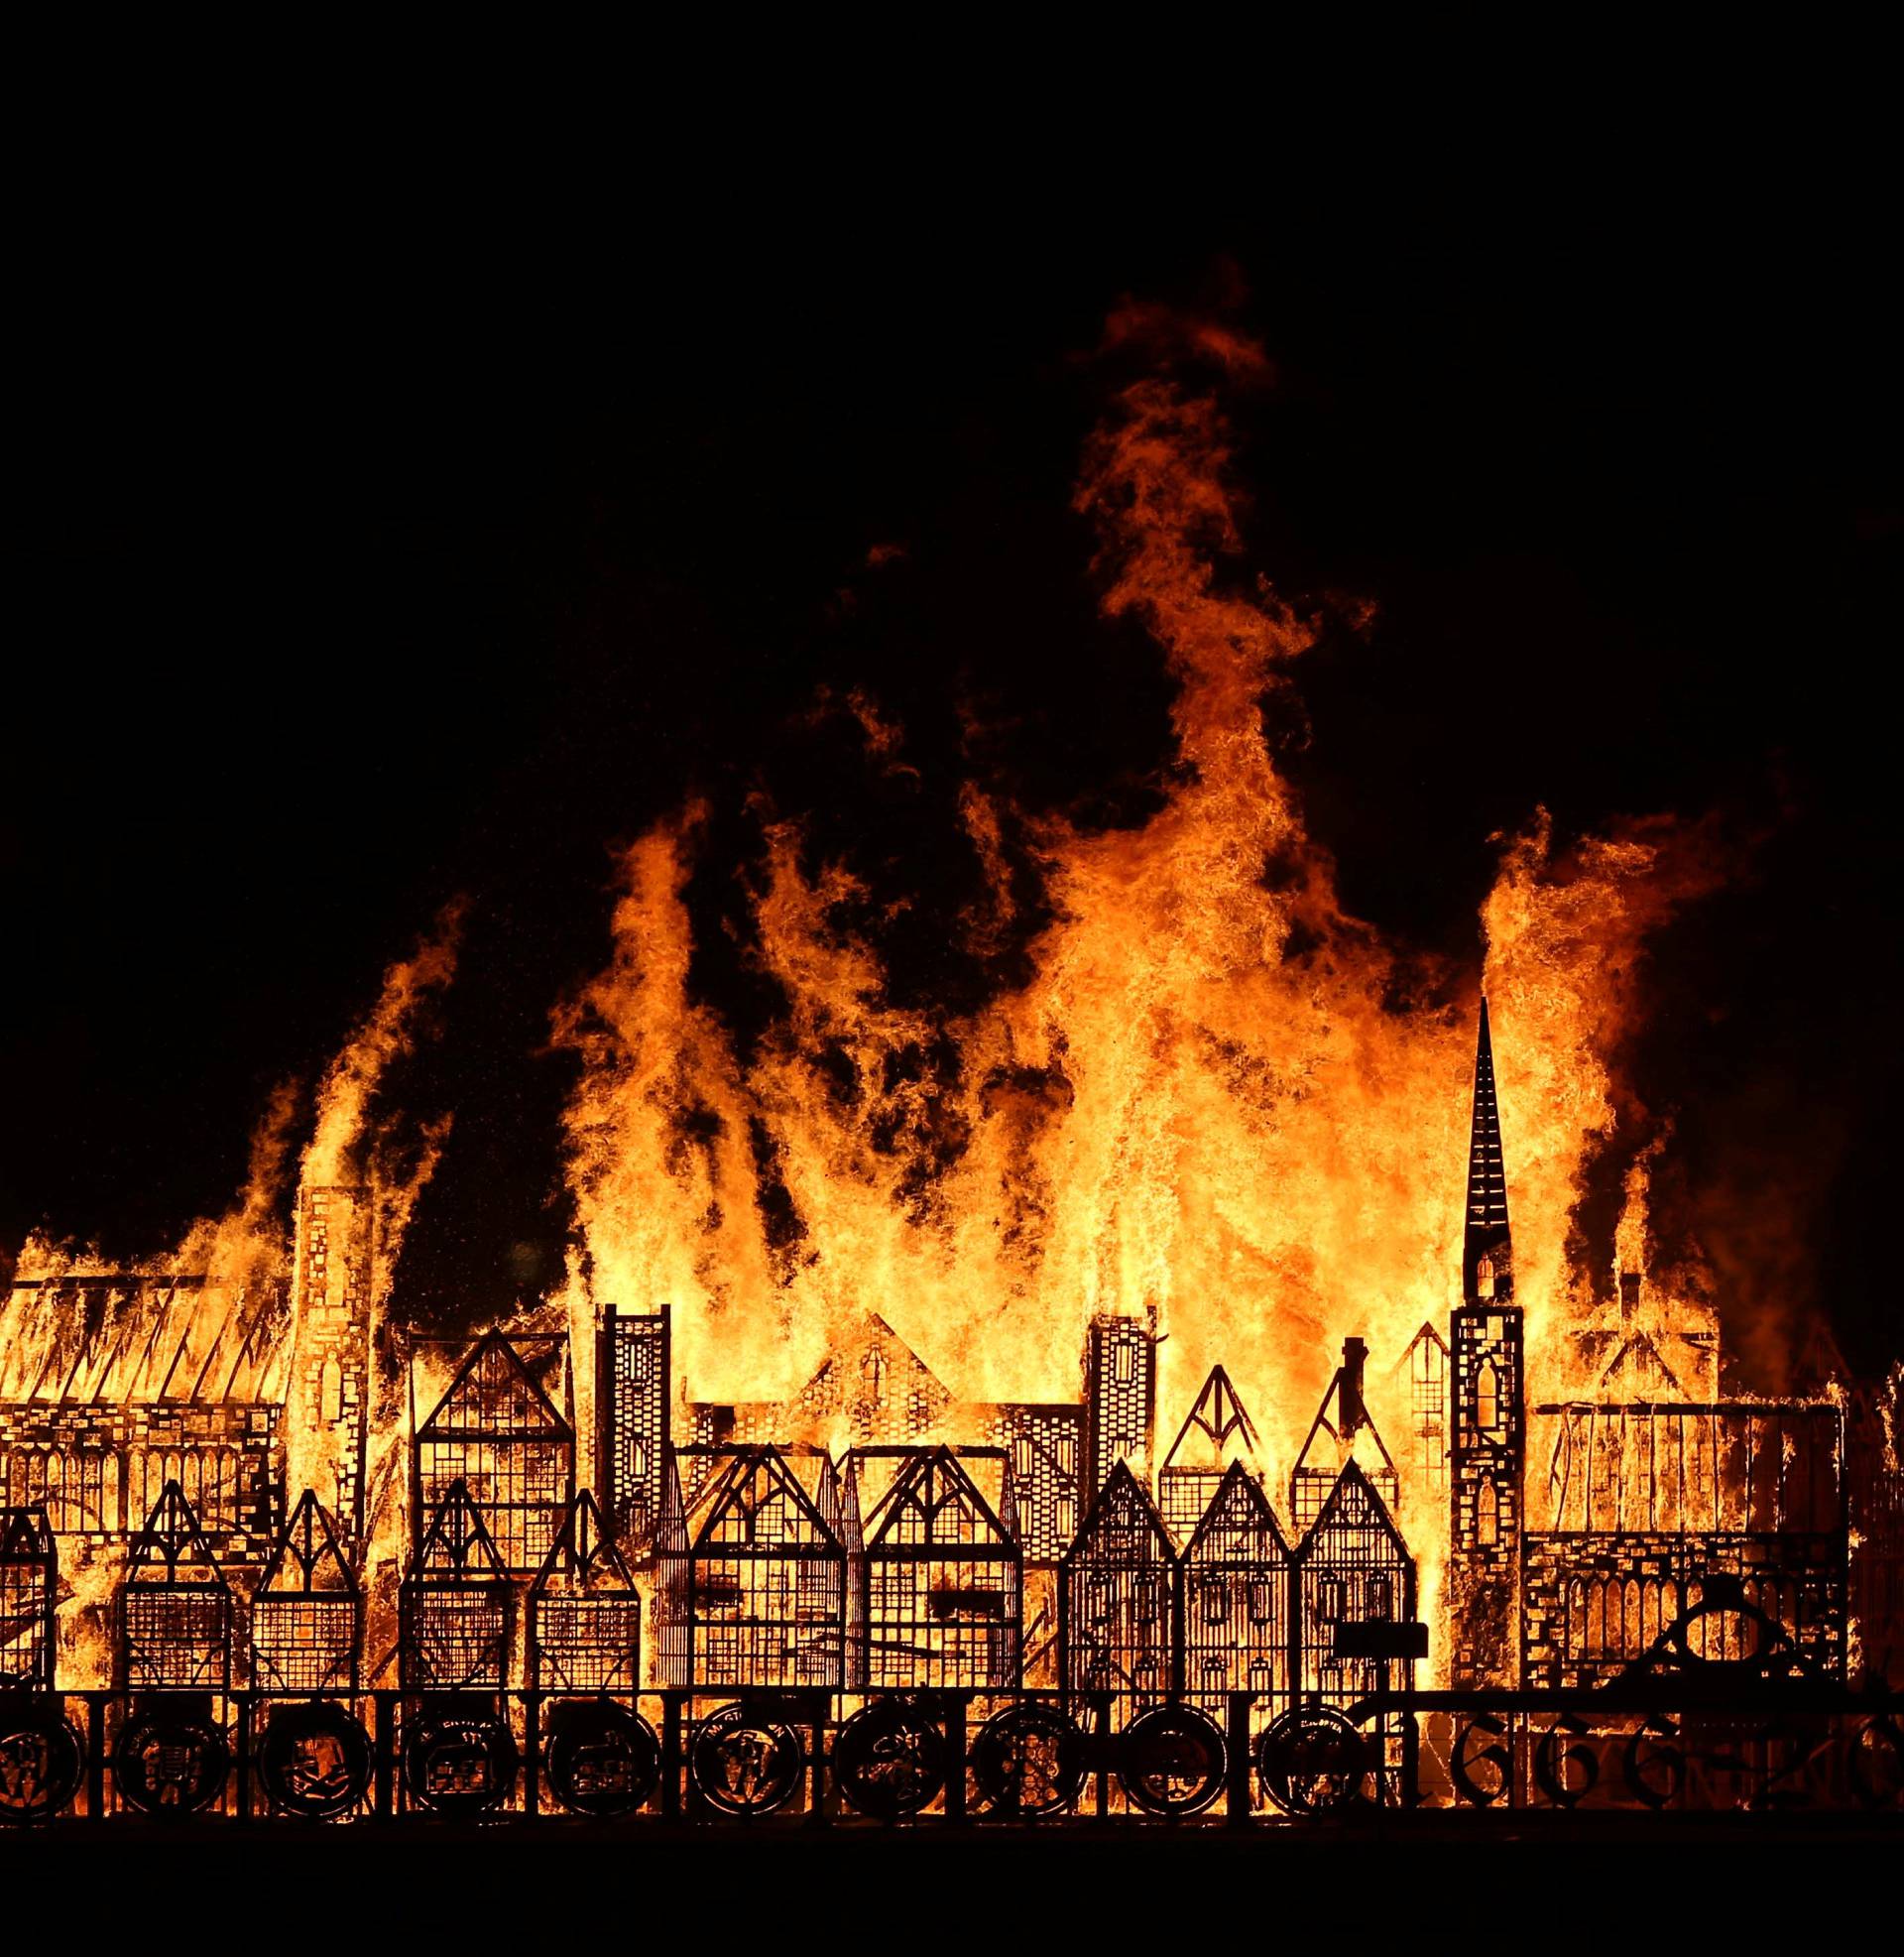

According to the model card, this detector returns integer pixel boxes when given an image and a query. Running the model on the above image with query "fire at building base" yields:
[2,1006,1900,1828]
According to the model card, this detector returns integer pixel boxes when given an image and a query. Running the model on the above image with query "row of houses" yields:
[1,1426,1412,1717]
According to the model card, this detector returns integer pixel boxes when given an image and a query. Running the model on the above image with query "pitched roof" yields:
[684,1447,846,1555]
[1162,1365,1259,1473]
[1184,1459,1289,1564]
[862,1446,1015,1554]
[258,1491,355,1596]
[0,1277,290,1406]
[126,1482,228,1588]
[1299,1460,1407,1556]
[531,1490,636,1594]
[1062,1459,1174,1569]
[416,1331,573,1440]
[408,1480,509,1584]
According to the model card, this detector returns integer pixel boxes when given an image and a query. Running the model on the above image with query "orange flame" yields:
[553,309,1730,1557]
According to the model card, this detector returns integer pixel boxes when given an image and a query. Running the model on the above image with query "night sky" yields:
[8,181,1900,1377]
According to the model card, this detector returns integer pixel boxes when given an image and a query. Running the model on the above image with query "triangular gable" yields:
[127,1483,228,1589]
[258,1491,356,1596]
[418,1332,574,1440]
[1162,1365,1260,1473]
[1061,1460,1174,1570]
[796,1313,953,1427]
[1298,1461,1407,1559]
[410,1480,509,1583]
[691,1447,844,1555]
[1292,1371,1398,1481]
[0,1507,56,1565]
[1398,1320,1449,1366]
[1184,1460,1289,1566]
[1600,1329,1684,1396]
[531,1491,636,1594]
[864,1446,1013,1553]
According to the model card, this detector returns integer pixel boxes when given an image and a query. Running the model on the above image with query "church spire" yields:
[1463,998,1514,1302]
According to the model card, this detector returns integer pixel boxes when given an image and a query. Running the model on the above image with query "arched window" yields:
[1477,1255,1495,1300]
[320,1357,342,1422]
[1477,1479,1498,1546]
[1476,1361,1501,1436]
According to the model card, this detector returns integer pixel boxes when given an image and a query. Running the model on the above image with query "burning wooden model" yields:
[0,1004,1899,1826]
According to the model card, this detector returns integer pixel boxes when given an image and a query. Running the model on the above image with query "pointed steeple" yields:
[1463,998,1514,1303]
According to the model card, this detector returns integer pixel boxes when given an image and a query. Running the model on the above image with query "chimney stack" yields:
[1339,1336,1369,1436]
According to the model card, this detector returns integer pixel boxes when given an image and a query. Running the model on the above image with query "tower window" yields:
[1476,1255,1494,1300]
[1477,1479,1499,1547]
[1476,1361,1501,1436]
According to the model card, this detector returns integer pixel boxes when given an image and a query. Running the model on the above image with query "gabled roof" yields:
[417,1331,574,1441]
[408,1480,509,1584]
[1298,1461,1408,1558]
[532,1491,636,1594]
[1162,1366,1259,1474]
[127,1483,228,1589]
[0,1506,56,1565]
[685,1447,846,1555]
[1292,1368,1397,1481]
[258,1491,355,1596]
[1184,1460,1289,1565]
[1398,1320,1449,1363]
[863,1446,1015,1554]
[794,1312,952,1429]
[1061,1460,1174,1569]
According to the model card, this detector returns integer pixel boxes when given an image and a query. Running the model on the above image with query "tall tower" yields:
[599,1302,670,1548]
[1448,1000,1525,1688]
[1084,1312,1158,1501]
[288,1185,375,1551]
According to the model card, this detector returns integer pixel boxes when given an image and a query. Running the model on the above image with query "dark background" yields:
[7,174,1899,1376]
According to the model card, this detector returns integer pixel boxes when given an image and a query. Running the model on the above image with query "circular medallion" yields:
[258,1701,372,1820]
[542,1700,660,1817]
[1255,1706,1370,1816]
[114,1710,230,1815]
[831,1700,947,1818]
[403,1709,519,1814]
[970,1703,1086,1818]
[0,1701,83,1825]
[689,1702,804,1817]
[1119,1704,1227,1817]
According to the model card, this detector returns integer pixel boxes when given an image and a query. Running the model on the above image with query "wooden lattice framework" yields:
[655,1447,848,1690]
[1059,1460,1176,1708]
[0,1505,57,1689]
[1290,1339,1400,1534]
[414,1333,575,1577]
[1158,1365,1262,1545]
[529,1490,642,1692]
[120,1481,231,1691]
[400,1480,512,1691]
[853,1446,1021,1689]
[1295,1462,1416,1708]
[250,1490,360,1694]
[1180,1460,1292,1712]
